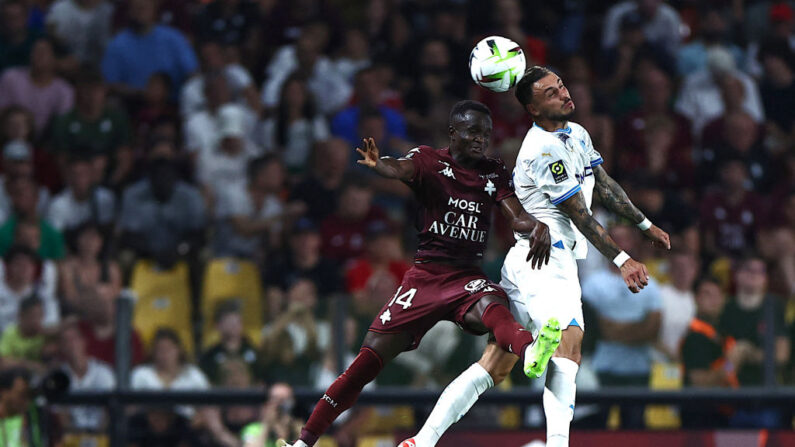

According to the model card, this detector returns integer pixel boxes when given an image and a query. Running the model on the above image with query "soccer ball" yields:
[469,36,526,93]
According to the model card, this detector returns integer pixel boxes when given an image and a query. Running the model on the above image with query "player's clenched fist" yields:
[619,258,649,293]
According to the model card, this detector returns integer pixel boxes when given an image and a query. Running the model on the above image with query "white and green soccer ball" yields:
[469,36,526,93]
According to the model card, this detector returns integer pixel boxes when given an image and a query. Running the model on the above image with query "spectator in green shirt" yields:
[0,177,64,260]
[50,69,133,187]
[0,297,46,373]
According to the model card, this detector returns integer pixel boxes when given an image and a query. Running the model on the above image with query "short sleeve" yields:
[399,146,431,186]
[494,161,515,202]
[529,146,581,206]
[582,129,603,167]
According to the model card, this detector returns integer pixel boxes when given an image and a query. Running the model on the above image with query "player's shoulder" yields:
[401,145,436,160]
[566,121,592,140]
[519,126,566,159]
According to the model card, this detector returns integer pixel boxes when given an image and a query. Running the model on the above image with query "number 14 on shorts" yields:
[380,286,417,325]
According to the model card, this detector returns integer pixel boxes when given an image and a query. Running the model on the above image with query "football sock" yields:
[414,363,494,446]
[481,303,534,361]
[299,347,383,446]
[544,357,578,447]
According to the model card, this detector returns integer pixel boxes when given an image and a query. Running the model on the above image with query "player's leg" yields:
[288,331,413,447]
[544,325,583,447]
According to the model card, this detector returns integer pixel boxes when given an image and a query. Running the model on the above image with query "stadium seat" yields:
[130,260,194,355]
[644,361,683,429]
[201,258,264,344]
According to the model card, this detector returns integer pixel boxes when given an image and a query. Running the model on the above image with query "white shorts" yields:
[500,241,584,334]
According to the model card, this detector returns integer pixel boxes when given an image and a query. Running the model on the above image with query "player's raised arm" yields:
[499,196,551,269]
[555,191,649,293]
[592,165,671,250]
[355,137,415,182]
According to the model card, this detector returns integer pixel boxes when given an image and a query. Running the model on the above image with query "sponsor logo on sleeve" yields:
[548,160,568,184]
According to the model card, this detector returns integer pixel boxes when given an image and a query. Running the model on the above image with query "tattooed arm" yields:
[593,165,671,250]
[556,191,649,293]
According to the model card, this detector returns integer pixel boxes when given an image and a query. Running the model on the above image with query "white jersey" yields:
[513,122,603,259]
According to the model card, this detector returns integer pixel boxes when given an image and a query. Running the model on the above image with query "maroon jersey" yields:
[402,145,515,264]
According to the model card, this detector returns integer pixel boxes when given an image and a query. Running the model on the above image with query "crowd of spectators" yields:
[0,0,794,444]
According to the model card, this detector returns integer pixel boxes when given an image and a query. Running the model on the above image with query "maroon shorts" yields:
[368,262,508,350]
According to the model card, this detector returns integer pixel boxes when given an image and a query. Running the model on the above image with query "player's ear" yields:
[526,103,539,118]
[448,125,455,137]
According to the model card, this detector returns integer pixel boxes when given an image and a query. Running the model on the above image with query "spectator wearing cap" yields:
[198,300,262,386]
[196,103,262,199]
[746,2,795,79]
[0,37,74,136]
[0,245,58,334]
[45,0,114,66]
[118,142,205,267]
[50,69,133,187]
[45,156,115,234]
[212,155,305,262]
[262,21,352,116]
[0,141,50,224]
[0,0,43,70]
[0,296,47,372]
[289,138,350,224]
[319,176,389,265]
[344,220,409,319]
[264,217,342,317]
[675,46,765,139]
[101,0,197,97]
[0,176,63,260]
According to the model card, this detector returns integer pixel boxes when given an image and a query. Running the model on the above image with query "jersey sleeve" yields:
[494,160,515,202]
[529,144,582,206]
[581,128,604,168]
[399,146,432,187]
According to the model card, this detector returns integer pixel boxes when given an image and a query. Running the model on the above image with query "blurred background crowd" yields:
[0,0,794,445]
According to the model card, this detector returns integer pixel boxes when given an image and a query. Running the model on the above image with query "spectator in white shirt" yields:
[45,0,114,65]
[675,46,765,139]
[59,321,114,432]
[655,249,698,361]
[45,157,115,234]
[131,328,209,419]
[261,21,352,116]
[0,141,50,225]
[179,40,260,118]
[258,75,329,174]
[0,246,58,334]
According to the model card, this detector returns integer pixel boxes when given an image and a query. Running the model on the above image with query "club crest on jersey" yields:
[548,160,568,184]
[484,179,496,196]
[464,279,495,294]
[438,161,456,179]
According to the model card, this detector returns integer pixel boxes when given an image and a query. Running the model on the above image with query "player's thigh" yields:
[554,325,584,365]
[476,340,519,385]
[361,331,415,364]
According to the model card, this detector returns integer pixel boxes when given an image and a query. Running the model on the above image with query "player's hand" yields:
[643,224,671,250]
[525,221,551,269]
[619,258,649,293]
[355,137,380,169]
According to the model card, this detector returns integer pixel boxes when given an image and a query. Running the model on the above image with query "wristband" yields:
[637,218,652,231]
[612,251,631,268]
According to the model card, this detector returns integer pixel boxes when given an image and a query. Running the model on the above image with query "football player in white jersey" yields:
[401,66,671,447]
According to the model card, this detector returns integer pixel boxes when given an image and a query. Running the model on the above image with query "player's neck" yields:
[535,118,569,133]
[450,148,479,169]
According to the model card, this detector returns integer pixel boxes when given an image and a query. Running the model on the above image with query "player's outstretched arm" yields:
[556,191,649,293]
[593,166,671,250]
[355,137,415,181]
[499,196,551,269]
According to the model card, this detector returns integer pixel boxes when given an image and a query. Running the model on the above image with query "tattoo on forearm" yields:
[557,191,622,259]
[593,166,645,223]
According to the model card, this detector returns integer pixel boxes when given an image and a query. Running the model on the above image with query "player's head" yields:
[448,100,492,161]
[515,66,575,122]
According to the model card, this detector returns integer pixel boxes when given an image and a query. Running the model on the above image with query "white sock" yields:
[543,357,578,447]
[413,363,494,446]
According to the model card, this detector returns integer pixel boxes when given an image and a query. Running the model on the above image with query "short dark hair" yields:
[19,295,42,315]
[0,367,30,391]
[694,275,722,293]
[515,66,553,106]
[4,244,38,265]
[449,100,491,126]
[247,154,282,183]
[213,299,241,324]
